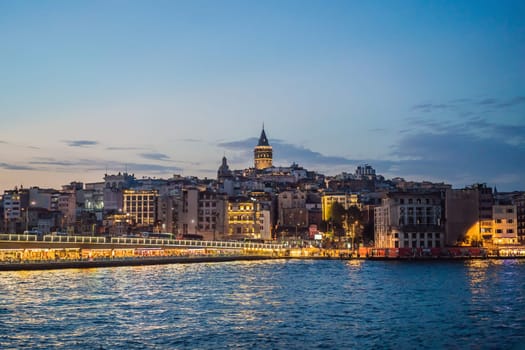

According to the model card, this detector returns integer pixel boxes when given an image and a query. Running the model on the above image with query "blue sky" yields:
[1,0,524,191]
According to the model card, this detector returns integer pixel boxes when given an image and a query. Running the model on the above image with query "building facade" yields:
[321,193,360,222]
[374,192,444,249]
[514,193,525,243]
[445,184,494,246]
[227,197,271,240]
[123,189,158,230]
[492,205,518,245]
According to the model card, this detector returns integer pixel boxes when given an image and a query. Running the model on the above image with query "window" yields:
[507,229,514,234]
[508,219,514,224]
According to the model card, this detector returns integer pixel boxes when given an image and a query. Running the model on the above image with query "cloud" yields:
[478,98,497,105]
[475,96,525,109]
[274,141,352,166]
[122,162,182,173]
[411,95,525,114]
[218,138,258,150]
[106,146,145,151]
[139,152,171,161]
[25,157,183,175]
[180,138,203,143]
[368,128,388,133]
[411,103,453,113]
[64,140,99,147]
[0,162,36,170]
[389,131,525,189]
[496,96,525,108]
[30,160,76,167]
[218,137,357,168]
[400,96,525,189]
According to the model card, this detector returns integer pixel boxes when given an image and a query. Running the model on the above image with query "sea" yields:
[1,259,524,349]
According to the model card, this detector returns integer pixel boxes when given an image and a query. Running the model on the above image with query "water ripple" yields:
[1,260,524,349]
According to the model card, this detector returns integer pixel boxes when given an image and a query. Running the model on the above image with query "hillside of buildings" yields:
[2,128,524,248]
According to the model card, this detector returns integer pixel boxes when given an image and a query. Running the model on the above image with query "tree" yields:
[330,202,346,238]
[343,205,363,247]
[330,202,345,227]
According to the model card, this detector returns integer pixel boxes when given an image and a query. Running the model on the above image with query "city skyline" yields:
[1,1,524,191]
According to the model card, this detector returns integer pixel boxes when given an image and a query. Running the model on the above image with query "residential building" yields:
[123,189,158,230]
[492,205,518,245]
[227,197,271,240]
[178,188,199,235]
[512,193,525,243]
[3,190,22,233]
[197,190,227,240]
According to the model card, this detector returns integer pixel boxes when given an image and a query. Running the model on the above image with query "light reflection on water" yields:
[1,259,524,349]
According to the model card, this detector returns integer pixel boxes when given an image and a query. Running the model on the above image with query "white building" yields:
[374,192,444,249]
[492,205,518,245]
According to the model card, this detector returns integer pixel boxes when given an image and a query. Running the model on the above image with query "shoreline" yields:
[1,254,525,271]
[0,255,278,271]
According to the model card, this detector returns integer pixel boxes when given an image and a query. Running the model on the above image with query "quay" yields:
[0,233,288,271]
[0,255,277,271]
[1,234,525,271]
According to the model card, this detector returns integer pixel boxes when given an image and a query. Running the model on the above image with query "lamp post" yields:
[25,201,36,233]
[24,208,28,233]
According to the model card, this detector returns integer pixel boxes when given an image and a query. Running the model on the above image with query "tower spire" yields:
[257,126,269,146]
[254,125,272,169]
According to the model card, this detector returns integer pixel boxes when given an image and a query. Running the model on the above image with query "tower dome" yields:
[217,156,232,182]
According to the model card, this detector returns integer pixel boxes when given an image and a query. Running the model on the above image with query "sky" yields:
[1,0,524,191]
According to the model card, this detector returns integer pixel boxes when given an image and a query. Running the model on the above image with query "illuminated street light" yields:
[25,201,36,233]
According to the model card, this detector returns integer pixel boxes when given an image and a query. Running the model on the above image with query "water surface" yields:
[1,259,524,349]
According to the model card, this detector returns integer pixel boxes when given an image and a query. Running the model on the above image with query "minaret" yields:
[254,125,273,170]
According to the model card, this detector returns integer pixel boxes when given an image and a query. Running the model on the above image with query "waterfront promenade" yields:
[1,234,525,271]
